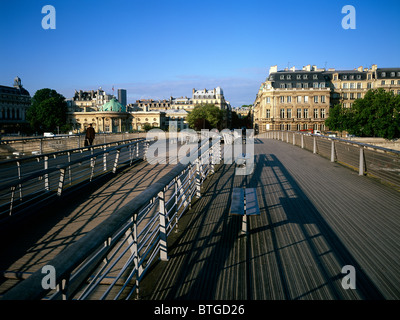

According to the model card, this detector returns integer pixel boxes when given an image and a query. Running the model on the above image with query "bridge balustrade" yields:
[0,138,147,220]
[1,137,221,300]
[261,131,400,189]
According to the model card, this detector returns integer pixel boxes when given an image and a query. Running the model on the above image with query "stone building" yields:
[0,77,31,134]
[253,64,400,133]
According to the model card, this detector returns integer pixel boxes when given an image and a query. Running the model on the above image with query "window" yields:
[343,75,347,80]
[314,96,318,103]
[313,82,319,88]
[350,75,354,80]
[357,82,362,89]
[287,108,292,118]
[350,83,355,89]
[367,82,373,89]
[381,80,386,85]
[357,93,362,99]
[391,80,395,85]
[296,83,302,88]
[368,74,372,80]
[357,75,361,79]
[297,108,302,118]
[280,109,285,119]
[297,75,301,79]
[280,84,285,88]
[297,124,301,131]
[266,97,271,103]
[304,108,309,118]
[313,75,318,79]
[304,96,309,103]
[382,72,386,77]
[343,83,348,89]
[303,75,308,79]
[313,109,319,118]
[321,96,326,103]
[343,93,348,99]
[266,109,270,118]
[334,75,338,80]
[297,96,301,103]
[287,96,292,103]
[303,83,308,88]
[280,75,285,79]
[287,75,291,80]
[350,93,355,100]
[321,109,326,119]
[280,96,284,103]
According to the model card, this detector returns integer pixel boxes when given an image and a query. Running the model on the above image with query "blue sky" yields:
[1,0,399,107]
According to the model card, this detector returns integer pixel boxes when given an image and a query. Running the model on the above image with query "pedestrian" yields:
[85,123,95,146]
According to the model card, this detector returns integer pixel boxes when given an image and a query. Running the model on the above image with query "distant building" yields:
[69,88,114,112]
[0,77,31,134]
[192,87,229,110]
[118,89,127,107]
[253,64,400,133]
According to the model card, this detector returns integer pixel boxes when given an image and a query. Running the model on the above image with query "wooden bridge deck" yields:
[141,138,400,300]
[1,137,400,300]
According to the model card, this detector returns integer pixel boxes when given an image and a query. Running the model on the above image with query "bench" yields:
[230,187,260,234]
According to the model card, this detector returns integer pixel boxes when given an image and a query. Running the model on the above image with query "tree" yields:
[326,89,400,140]
[186,104,224,130]
[325,103,351,134]
[27,88,68,133]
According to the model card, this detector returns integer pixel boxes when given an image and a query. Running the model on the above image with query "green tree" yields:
[27,88,68,133]
[326,89,400,139]
[187,104,224,130]
[325,103,351,134]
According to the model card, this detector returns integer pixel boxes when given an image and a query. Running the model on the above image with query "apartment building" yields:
[253,64,400,133]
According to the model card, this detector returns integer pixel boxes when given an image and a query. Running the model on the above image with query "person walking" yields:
[85,123,95,146]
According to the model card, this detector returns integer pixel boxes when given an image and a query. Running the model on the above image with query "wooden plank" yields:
[230,188,244,215]
[245,188,260,216]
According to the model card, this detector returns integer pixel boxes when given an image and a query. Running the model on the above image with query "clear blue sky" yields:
[1,0,399,107]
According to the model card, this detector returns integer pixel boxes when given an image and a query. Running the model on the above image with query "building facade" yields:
[0,77,31,134]
[253,64,400,133]
[68,88,115,112]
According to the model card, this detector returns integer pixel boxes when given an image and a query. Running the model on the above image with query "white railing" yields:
[0,138,147,220]
[260,131,400,188]
[1,137,221,300]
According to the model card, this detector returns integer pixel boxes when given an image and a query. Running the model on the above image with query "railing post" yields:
[359,147,365,175]
[112,150,120,173]
[331,140,335,162]
[313,136,317,154]
[301,134,304,149]
[44,155,49,191]
[293,132,295,145]
[57,168,66,196]
[158,190,169,261]
[195,160,202,198]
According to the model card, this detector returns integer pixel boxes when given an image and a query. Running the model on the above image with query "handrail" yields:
[1,137,221,300]
[0,139,147,219]
[260,131,400,188]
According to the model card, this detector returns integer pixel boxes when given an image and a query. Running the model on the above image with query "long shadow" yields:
[0,160,173,285]
[149,162,246,300]
[247,153,385,300]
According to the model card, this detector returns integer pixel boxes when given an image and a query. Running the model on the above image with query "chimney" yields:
[290,66,296,72]
[269,65,278,75]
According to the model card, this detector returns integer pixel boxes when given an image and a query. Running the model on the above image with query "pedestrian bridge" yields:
[1,132,399,300]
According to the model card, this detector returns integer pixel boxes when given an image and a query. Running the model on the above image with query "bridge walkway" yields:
[139,137,400,300]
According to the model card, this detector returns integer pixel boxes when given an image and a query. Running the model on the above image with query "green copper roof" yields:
[100,98,126,112]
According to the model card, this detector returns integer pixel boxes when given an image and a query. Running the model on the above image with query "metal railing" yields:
[0,133,146,160]
[259,131,400,188]
[1,136,221,300]
[0,137,147,220]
